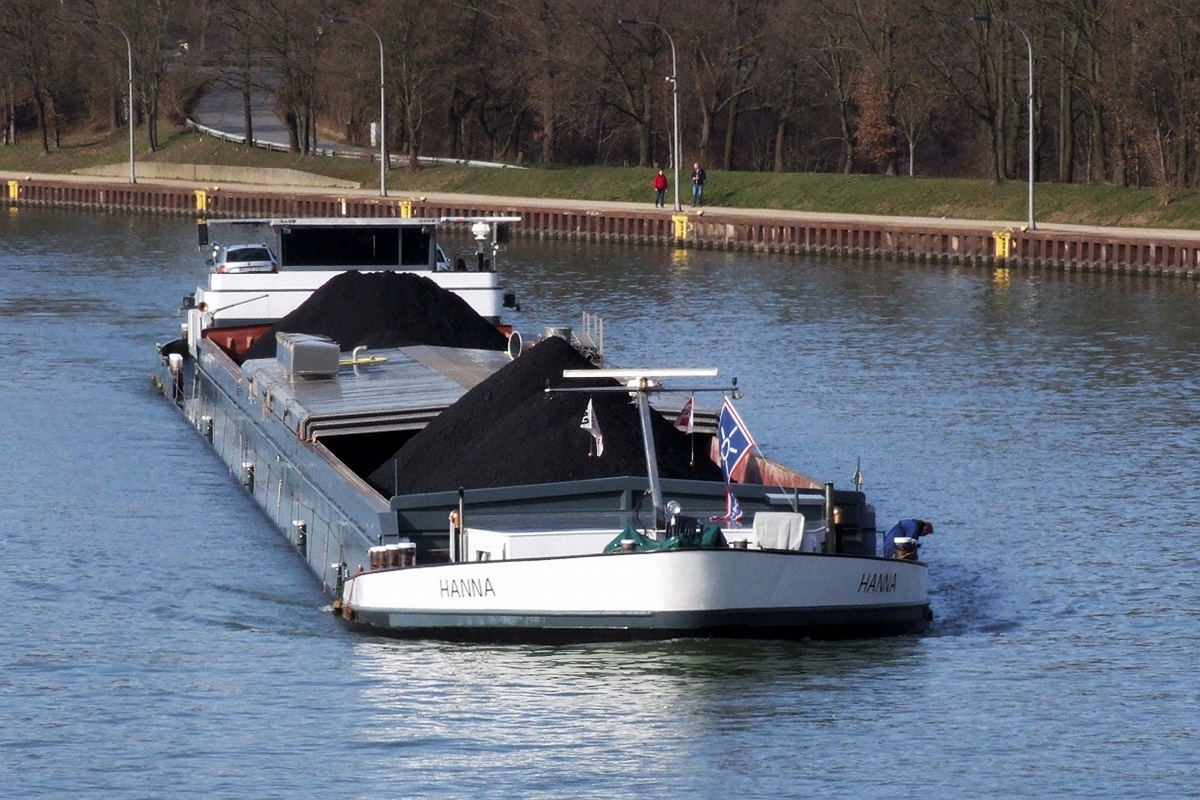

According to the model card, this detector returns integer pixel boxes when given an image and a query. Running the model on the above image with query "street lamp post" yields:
[82,18,135,184]
[619,18,680,212]
[332,17,387,197]
[972,13,1034,230]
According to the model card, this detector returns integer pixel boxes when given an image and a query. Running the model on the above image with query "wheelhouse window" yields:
[278,225,434,269]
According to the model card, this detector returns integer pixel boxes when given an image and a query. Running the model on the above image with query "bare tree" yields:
[757,0,812,172]
[380,0,457,170]
[102,0,189,152]
[502,0,589,164]
[1,0,71,153]
[687,0,768,170]
[892,67,943,176]
[811,4,860,174]
[1104,0,1200,196]
[604,1,675,168]
[209,0,268,149]
[251,0,333,154]
[918,0,1010,181]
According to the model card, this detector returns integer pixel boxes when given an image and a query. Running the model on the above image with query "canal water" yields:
[1,208,1197,798]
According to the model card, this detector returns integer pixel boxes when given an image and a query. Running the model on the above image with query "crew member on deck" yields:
[884,518,933,558]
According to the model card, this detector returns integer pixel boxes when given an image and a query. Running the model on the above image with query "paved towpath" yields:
[5,165,1200,245]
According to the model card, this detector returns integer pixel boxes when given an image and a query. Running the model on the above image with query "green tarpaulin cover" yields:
[602,523,728,553]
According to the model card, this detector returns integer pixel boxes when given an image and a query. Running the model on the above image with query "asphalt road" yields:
[191,86,293,150]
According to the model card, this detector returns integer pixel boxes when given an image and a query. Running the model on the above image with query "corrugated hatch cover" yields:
[241,345,513,440]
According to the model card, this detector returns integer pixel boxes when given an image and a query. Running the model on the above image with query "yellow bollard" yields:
[993,228,1013,258]
[399,199,414,219]
[194,189,207,213]
[672,213,689,241]
[7,180,18,201]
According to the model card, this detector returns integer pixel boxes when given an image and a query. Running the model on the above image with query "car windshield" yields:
[227,247,272,262]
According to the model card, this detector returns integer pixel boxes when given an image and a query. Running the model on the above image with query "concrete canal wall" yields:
[5,172,1200,278]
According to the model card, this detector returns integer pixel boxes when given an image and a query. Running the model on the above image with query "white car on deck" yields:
[209,244,278,274]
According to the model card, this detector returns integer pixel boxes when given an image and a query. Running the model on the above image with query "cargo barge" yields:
[154,216,931,642]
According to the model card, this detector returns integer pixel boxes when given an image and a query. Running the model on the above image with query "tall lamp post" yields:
[82,18,135,184]
[972,13,1034,230]
[332,17,387,197]
[619,18,680,212]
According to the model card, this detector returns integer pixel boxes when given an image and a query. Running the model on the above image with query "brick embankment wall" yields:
[5,176,1199,278]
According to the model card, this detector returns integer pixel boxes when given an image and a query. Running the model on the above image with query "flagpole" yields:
[687,395,694,465]
[635,389,665,529]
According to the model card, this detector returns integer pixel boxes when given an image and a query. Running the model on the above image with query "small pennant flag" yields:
[674,395,695,434]
[717,396,756,482]
[580,398,604,457]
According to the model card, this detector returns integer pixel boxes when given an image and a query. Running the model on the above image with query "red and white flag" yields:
[674,395,695,434]
[580,398,604,457]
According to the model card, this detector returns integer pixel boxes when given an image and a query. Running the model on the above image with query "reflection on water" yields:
[349,635,927,794]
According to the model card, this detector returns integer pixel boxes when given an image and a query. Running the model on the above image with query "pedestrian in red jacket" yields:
[653,170,668,207]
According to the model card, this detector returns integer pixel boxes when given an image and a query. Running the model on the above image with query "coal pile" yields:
[239,271,508,362]
[367,336,724,495]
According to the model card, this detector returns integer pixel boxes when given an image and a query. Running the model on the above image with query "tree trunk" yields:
[147,97,159,152]
[988,113,1003,183]
[406,102,422,171]
[839,106,855,174]
[637,84,652,167]
[1089,99,1106,183]
[34,92,49,154]
[773,114,787,172]
[1058,28,1076,183]
[542,113,556,164]
[242,86,254,148]
[1086,35,1106,184]
[285,109,300,153]
[722,93,738,171]
[697,101,712,166]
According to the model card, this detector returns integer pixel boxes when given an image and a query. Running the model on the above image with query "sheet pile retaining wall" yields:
[6,177,1198,278]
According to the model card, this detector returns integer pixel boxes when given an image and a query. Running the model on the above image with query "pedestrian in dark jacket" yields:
[691,163,706,206]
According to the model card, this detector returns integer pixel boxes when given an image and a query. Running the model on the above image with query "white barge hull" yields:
[342,549,929,642]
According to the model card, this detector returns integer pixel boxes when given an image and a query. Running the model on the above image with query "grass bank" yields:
[4,125,1199,229]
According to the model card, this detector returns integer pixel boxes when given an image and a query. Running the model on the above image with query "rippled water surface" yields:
[1,209,1197,798]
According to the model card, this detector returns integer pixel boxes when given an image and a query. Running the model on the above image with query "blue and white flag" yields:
[580,398,604,457]
[717,397,756,482]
